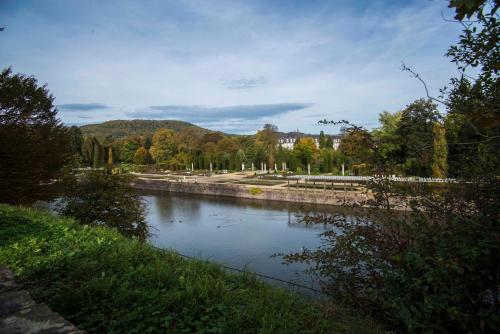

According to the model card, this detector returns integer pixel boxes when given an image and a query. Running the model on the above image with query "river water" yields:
[142,191,351,295]
[37,191,355,295]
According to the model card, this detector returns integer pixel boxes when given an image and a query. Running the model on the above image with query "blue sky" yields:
[0,0,463,134]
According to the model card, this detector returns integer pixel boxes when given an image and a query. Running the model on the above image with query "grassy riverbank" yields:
[0,205,380,333]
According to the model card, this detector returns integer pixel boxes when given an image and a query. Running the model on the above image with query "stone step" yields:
[0,265,85,334]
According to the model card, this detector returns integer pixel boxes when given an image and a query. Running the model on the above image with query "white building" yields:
[278,132,341,150]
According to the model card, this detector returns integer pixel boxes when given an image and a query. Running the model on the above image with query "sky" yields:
[0,0,463,134]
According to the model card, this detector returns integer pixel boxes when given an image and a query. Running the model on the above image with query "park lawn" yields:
[0,204,381,333]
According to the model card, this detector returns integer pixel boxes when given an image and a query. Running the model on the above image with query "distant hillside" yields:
[80,119,212,139]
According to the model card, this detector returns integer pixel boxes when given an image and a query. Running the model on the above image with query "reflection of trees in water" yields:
[150,193,202,223]
[287,221,329,231]
[140,189,374,232]
[139,189,368,214]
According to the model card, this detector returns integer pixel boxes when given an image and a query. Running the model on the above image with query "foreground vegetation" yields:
[283,2,500,332]
[0,204,380,334]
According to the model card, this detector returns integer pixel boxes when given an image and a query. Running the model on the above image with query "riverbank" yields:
[0,205,381,333]
[131,176,373,206]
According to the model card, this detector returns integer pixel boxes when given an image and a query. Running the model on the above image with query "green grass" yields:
[0,204,381,333]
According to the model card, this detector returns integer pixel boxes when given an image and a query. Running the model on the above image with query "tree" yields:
[172,151,190,170]
[68,126,83,157]
[431,123,448,178]
[445,17,499,177]
[82,136,104,167]
[67,125,84,166]
[255,124,278,168]
[200,131,224,144]
[173,128,200,168]
[325,136,334,149]
[149,128,175,163]
[293,137,317,169]
[216,136,239,170]
[133,147,152,165]
[143,136,152,149]
[372,111,403,172]
[58,172,148,240]
[235,149,246,170]
[397,99,440,176]
[339,129,374,175]
[283,178,499,332]
[319,131,327,149]
[318,148,334,173]
[275,145,287,169]
[107,147,113,165]
[283,2,499,332]
[244,141,256,166]
[202,142,217,170]
[119,137,141,163]
[0,68,71,204]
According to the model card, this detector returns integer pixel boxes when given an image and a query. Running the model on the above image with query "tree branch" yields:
[401,62,449,106]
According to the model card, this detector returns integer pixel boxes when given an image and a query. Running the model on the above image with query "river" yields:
[38,191,356,296]
[142,191,354,295]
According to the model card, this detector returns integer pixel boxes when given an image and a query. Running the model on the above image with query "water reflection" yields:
[141,191,356,293]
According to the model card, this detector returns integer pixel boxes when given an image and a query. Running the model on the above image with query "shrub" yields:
[58,172,148,240]
[283,179,500,332]
[249,187,263,195]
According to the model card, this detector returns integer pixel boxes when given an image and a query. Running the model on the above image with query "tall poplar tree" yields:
[431,123,448,178]
[108,147,113,165]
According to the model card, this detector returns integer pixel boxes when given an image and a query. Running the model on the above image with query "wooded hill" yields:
[80,119,213,140]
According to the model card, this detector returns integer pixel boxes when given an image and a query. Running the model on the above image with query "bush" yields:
[58,172,148,240]
[249,187,263,195]
[0,205,380,333]
[283,179,500,332]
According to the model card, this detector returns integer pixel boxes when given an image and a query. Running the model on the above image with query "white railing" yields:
[286,175,456,183]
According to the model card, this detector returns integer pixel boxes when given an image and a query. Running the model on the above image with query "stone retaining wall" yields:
[131,178,371,206]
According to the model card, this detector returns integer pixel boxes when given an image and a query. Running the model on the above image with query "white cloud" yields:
[0,0,462,134]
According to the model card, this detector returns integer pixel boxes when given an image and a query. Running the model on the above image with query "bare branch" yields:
[400,62,448,106]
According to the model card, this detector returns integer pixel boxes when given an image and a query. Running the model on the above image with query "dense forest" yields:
[80,119,212,140]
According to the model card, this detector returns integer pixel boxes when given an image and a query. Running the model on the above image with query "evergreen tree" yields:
[244,142,256,166]
[319,131,327,149]
[0,68,72,204]
[143,136,152,149]
[68,126,83,157]
[82,136,103,167]
[92,143,104,167]
[325,136,334,149]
